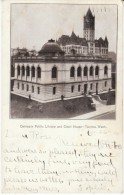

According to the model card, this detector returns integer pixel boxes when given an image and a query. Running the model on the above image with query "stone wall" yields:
[13,78,111,102]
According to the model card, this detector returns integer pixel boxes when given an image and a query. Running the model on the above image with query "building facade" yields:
[12,9,112,103]
[57,8,108,56]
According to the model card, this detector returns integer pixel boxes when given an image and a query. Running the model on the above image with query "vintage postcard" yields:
[1,0,123,193]
[10,3,117,120]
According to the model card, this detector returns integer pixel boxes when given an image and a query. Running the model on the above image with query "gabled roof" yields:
[57,32,88,46]
[95,37,108,47]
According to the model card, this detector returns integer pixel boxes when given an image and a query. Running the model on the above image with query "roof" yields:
[17,49,27,54]
[13,56,112,63]
[39,39,63,55]
[85,8,94,18]
[95,37,108,47]
[71,31,77,39]
[57,31,88,46]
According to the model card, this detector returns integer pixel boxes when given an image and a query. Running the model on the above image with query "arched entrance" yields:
[71,49,76,55]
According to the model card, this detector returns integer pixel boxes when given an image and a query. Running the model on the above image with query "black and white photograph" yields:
[2,1,123,193]
[10,4,117,119]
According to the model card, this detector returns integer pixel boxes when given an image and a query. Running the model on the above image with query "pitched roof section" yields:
[57,31,88,46]
[95,37,108,47]
[71,31,77,39]
[85,8,94,18]
[58,33,108,48]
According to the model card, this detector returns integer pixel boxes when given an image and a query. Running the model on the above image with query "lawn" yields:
[10,94,95,119]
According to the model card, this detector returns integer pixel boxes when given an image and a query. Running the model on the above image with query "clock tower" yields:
[84,8,95,41]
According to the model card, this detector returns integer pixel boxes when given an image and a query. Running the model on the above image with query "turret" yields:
[105,36,109,47]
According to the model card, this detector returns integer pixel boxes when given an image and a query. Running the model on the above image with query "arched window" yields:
[17,65,20,76]
[84,66,88,76]
[22,66,25,76]
[31,66,35,77]
[53,87,56,95]
[37,67,41,78]
[90,66,93,76]
[77,66,81,77]
[26,66,30,76]
[104,66,108,75]
[37,87,40,94]
[32,86,34,93]
[70,66,75,77]
[95,66,99,76]
[52,67,57,79]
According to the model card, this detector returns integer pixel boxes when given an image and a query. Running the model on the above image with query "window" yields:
[105,81,107,87]
[22,83,24,90]
[37,67,41,78]
[22,66,25,76]
[77,66,81,77]
[71,85,74,93]
[37,87,40,94]
[17,65,20,76]
[70,67,75,77]
[104,66,108,75]
[17,82,19,89]
[52,67,57,79]
[26,66,30,76]
[32,86,34,93]
[95,66,99,76]
[84,66,88,76]
[78,85,81,92]
[53,87,56,95]
[90,83,93,90]
[31,66,35,77]
[27,85,29,91]
[90,66,93,76]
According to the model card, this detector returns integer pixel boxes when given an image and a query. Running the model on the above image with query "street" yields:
[90,111,115,119]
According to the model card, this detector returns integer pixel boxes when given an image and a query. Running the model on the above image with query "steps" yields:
[92,94,107,105]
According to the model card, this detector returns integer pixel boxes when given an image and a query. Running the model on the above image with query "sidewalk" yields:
[71,102,115,119]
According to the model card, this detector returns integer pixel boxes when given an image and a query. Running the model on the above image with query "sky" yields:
[11,4,117,52]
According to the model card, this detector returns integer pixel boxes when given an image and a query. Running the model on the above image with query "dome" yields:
[39,39,64,56]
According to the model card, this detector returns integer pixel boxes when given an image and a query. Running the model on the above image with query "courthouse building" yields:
[12,8,112,102]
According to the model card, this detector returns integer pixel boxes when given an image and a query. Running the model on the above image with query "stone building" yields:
[57,8,108,56]
[12,8,112,103]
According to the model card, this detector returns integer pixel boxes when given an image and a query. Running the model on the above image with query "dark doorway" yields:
[84,84,87,93]
[71,49,76,55]
[96,83,98,94]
